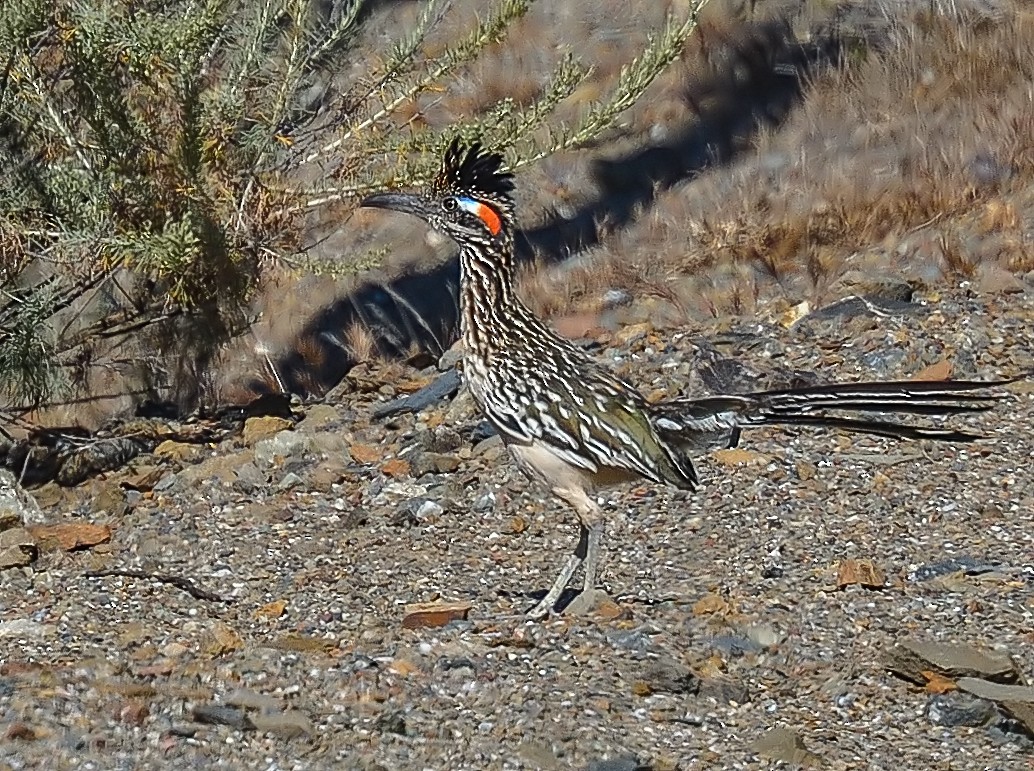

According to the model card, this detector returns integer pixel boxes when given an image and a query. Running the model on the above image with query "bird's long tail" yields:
[651,377,1018,451]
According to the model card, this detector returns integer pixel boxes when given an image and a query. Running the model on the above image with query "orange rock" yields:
[836,558,886,589]
[27,521,111,552]
[402,601,472,629]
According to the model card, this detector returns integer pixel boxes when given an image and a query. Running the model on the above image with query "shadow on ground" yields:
[259,19,846,397]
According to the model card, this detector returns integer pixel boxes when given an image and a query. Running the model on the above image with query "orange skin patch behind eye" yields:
[474,202,502,236]
[458,198,502,236]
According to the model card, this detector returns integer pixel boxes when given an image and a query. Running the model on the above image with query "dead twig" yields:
[85,568,232,604]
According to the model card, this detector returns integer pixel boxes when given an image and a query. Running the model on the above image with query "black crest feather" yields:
[433,138,514,204]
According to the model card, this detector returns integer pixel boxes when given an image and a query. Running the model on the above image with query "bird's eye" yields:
[442,197,459,212]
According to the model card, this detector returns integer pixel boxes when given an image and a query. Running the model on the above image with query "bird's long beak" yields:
[360,192,431,220]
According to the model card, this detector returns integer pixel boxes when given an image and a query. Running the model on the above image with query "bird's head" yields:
[361,138,515,245]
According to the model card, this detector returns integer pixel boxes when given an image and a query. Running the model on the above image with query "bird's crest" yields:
[432,138,515,210]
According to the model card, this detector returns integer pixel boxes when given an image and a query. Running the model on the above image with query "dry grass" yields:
[237,0,1034,397]
[516,1,1034,320]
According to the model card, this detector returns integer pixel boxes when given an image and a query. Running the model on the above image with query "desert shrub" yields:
[0,0,708,416]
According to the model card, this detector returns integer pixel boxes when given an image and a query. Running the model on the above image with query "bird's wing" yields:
[484,369,697,488]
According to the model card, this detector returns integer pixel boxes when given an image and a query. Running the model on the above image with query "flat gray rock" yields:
[885,639,1018,684]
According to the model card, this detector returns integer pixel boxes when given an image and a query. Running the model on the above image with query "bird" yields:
[362,138,1014,619]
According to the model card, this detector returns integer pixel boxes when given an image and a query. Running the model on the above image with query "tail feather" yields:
[651,376,1020,453]
[762,413,986,442]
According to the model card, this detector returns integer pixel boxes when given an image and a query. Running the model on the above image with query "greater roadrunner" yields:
[363,139,1012,618]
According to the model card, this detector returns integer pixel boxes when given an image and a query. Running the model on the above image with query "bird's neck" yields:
[458,239,532,358]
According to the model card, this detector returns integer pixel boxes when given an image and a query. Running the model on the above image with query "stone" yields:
[884,639,1018,684]
[637,658,697,695]
[191,704,252,730]
[0,470,46,527]
[0,527,37,568]
[248,710,313,738]
[911,556,1001,581]
[297,404,341,432]
[586,757,645,771]
[927,692,998,727]
[698,675,750,704]
[410,452,461,477]
[0,619,54,639]
[254,431,310,466]
[563,589,622,618]
[153,440,205,463]
[401,601,472,629]
[27,521,111,552]
[92,482,129,517]
[224,689,282,713]
[957,678,1034,734]
[754,727,822,767]
[976,264,1025,294]
[372,369,462,418]
[242,416,295,446]
[836,558,886,589]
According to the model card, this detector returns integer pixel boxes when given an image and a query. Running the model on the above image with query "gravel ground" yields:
[2,287,1034,770]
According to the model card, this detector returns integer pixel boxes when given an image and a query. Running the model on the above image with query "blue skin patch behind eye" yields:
[456,197,480,213]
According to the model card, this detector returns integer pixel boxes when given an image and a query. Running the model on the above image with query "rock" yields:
[0,527,38,568]
[116,701,150,726]
[248,710,313,738]
[836,558,886,589]
[743,623,783,648]
[153,440,205,463]
[92,482,129,517]
[254,432,310,466]
[232,462,267,494]
[563,589,622,618]
[374,710,408,736]
[224,689,282,712]
[0,470,46,526]
[401,601,472,629]
[392,498,442,525]
[191,704,252,730]
[27,521,111,552]
[419,427,464,454]
[827,271,916,303]
[911,556,1001,582]
[911,358,953,381]
[472,490,496,512]
[711,448,769,466]
[438,345,464,372]
[753,727,822,767]
[410,452,461,477]
[120,465,165,492]
[308,431,351,457]
[927,692,998,727]
[372,369,462,418]
[884,639,1018,684]
[976,264,1025,294]
[586,757,646,771]
[698,675,750,704]
[957,678,1034,734]
[277,472,303,491]
[708,634,763,657]
[297,404,341,432]
[242,416,294,446]
[0,619,54,639]
[606,629,654,652]
[4,722,39,741]
[637,658,698,696]
[518,741,562,769]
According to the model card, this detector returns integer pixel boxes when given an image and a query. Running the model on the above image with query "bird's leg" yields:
[580,520,604,594]
[525,525,587,619]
